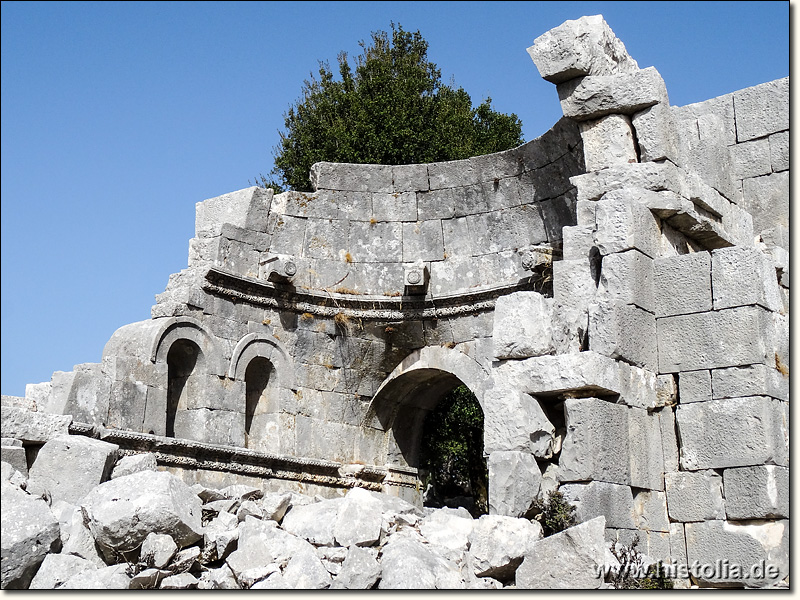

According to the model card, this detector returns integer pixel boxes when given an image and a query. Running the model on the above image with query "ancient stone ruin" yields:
[1,15,788,589]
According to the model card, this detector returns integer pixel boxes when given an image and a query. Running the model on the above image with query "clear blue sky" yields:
[1,1,789,397]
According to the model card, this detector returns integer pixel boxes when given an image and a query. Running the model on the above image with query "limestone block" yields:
[560,481,635,529]
[371,191,417,222]
[392,164,429,193]
[711,364,788,402]
[593,189,661,258]
[492,292,553,359]
[1,405,71,443]
[268,214,307,257]
[220,222,270,251]
[419,508,474,556]
[685,519,788,587]
[141,532,178,569]
[675,397,786,470]
[674,111,735,203]
[633,490,669,533]
[428,158,477,190]
[310,162,392,193]
[345,221,401,264]
[378,536,464,589]
[59,564,131,590]
[216,237,260,277]
[281,498,344,546]
[588,297,657,371]
[657,306,774,372]
[729,138,771,180]
[733,77,789,142]
[653,252,712,317]
[301,218,348,261]
[559,397,630,485]
[558,67,667,121]
[631,102,679,163]
[330,546,381,589]
[487,451,541,518]
[29,553,97,590]
[527,15,639,84]
[551,259,594,353]
[483,387,555,457]
[628,407,664,490]
[482,177,522,212]
[561,225,594,261]
[723,465,788,520]
[0,482,62,589]
[768,130,789,172]
[711,246,782,312]
[517,516,606,589]
[173,408,244,447]
[664,470,725,522]
[742,172,789,246]
[111,452,158,479]
[333,487,383,548]
[578,114,637,171]
[467,514,542,580]
[655,375,677,408]
[417,187,456,220]
[679,370,711,404]
[1,440,27,477]
[669,522,688,567]
[598,249,654,312]
[25,382,51,411]
[195,186,271,238]
[402,220,444,262]
[160,573,199,589]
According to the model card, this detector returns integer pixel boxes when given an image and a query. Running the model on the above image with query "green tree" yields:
[263,23,523,192]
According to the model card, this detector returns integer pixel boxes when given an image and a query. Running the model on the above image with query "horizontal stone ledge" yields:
[203,266,549,321]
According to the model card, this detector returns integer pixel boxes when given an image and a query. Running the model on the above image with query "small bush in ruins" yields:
[530,490,576,537]
[607,538,674,590]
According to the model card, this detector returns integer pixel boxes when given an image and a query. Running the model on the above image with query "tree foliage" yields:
[264,23,523,192]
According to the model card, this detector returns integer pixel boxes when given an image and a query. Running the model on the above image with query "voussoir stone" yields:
[79,470,203,553]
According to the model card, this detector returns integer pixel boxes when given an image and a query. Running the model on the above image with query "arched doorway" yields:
[243,356,277,450]
[166,339,202,438]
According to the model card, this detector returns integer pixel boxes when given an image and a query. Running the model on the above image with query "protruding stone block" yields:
[678,370,711,404]
[723,465,788,520]
[483,387,556,457]
[558,67,667,121]
[664,470,725,522]
[589,298,657,371]
[675,397,787,470]
[195,186,272,238]
[578,114,637,171]
[632,102,679,163]
[711,364,788,402]
[711,246,782,312]
[0,406,71,443]
[493,292,554,359]
[733,77,789,142]
[653,252,712,317]
[528,15,639,84]
[560,481,635,529]
[488,451,541,517]
[593,189,661,258]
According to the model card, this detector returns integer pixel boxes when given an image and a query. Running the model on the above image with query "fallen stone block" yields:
[378,536,464,589]
[226,516,309,581]
[333,487,383,548]
[282,497,344,546]
[528,15,639,84]
[558,67,667,121]
[483,387,556,457]
[685,519,788,588]
[488,451,541,518]
[80,470,203,553]
[281,544,332,589]
[60,564,131,589]
[110,452,158,479]
[560,481,635,529]
[160,572,199,589]
[140,532,178,569]
[517,516,606,589]
[60,505,107,567]
[711,246,783,312]
[664,470,725,522]
[723,465,788,520]
[467,514,542,581]
[653,252,712,318]
[28,435,118,505]
[259,492,292,522]
[197,564,240,590]
[28,553,97,590]
[330,546,381,589]
[130,568,171,590]
[0,483,62,589]
[419,507,474,556]
[492,292,553,359]
[0,406,71,443]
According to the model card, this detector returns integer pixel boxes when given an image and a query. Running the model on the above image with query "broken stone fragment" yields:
[110,452,157,479]
[467,514,542,581]
[330,546,381,589]
[140,532,178,569]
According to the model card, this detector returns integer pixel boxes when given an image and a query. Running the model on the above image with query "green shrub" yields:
[608,538,674,590]
[530,490,577,537]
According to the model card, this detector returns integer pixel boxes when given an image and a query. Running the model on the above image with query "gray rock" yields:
[517,516,606,589]
[593,188,661,259]
[170,546,201,573]
[679,370,712,404]
[259,492,292,522]
[632,102,679,162]
[588,297,657,371]
[557,67,666,121]
[130,568,171,590]
[488,451,541,517]
[378,536,464,589]
[733,77,788,142]
[159,572,199,589]
[226,516,308,580]
[316,546,347,575]
[110,452,157,479]
[711,365,788,403]
[560,481,636,529]
[419,507,474,556]
[28,435,118,505]
[528,15,639,84]
[236,499,263,522]
[579,114,637,171]
[483,387,556,457]
[769,130,789,172]
[0,444,27,477]
[29,553,96,590]
[723,465,788,519]
[627,406,664,491]
[492,292,553,359]
[237,563,280,588]
[633,490,670,533]
[653,252,712,318]
[140,532,178,569]
[1,482,62,589]
[197,564,240,590]
[281,498,344,546]
[60,564,131,589]
[0,406,71,443]
[281,544,332,589]
[664,470,725,522]
[467,514,542,580]
[333,487,383,548]
[80,470,203,553]
[711,246,782,312]
[598,249,654,313]
[60,505,107,567]
[331,546,381,589]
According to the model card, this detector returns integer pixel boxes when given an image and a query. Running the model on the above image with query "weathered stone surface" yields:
[741,171,789,248]
[492,292,553,359]
[59,505,106,566]
[488,451,541,518]
[598,249,654,312]
[29,553,96,590]
[281,544,332,589]
[679,369,711,403]
[0,444,27,476]
[0,406,71,443]
[711,364,788,402]
[560,397,630,485]
[378,535,464,589]
[60,564,131,589]
[633,490,669,533]
[419,507,474,555]
[280,498,344,547]
[723,465,788,520]
[632,102,678,162]
[517,516,606,589]
[260,492,292,522]
[579,114,637,170]
[28,435,118,505]
[483,387,556,457]
[392,164,429,193]
[657,306,774,372]
[0,483,61,589]
[729,138,771,180]
[130,567,171,590]
[664,470,725,522]
[195,186,271,238]
[226,517,296,580]
[558,67,667,121]
[769,130,789,172]
[560,481,635,529]
[331,546,381,589]
[589,297,657,371]
[653,252,712,317]
[467,514,542,580]
[528,15,639,84]
[160,572,199,589]
[550,259,594,353]
[197,564,240,590]
[733,77,789,142]
[110,452,158,479]
[311,162,393,193]
[711,246,782,312]
[628,406,664,491]
[80,470,203,552]
[685,519,788,587]
[675,396,786,470]
[593,189,661,258]
[333,487,383,548]
[140,532,178,569]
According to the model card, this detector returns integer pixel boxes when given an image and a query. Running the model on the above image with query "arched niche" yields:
[150,316,225,376]
[228,332,295,389]
[166,339,202,438]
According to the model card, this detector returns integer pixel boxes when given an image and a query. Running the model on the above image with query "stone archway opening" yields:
[166,339,202,438]
[243,356,276,449]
